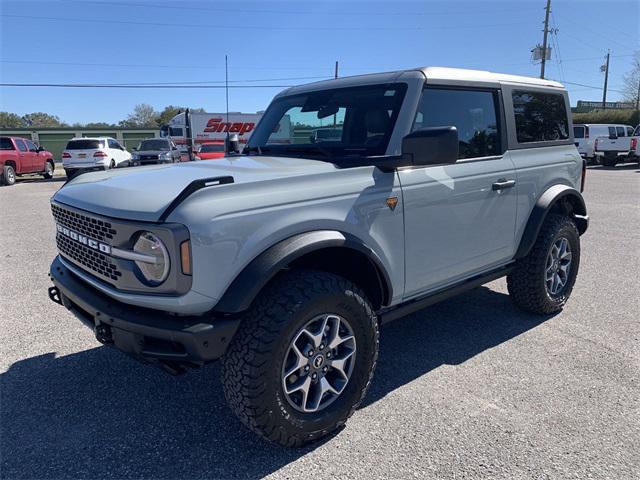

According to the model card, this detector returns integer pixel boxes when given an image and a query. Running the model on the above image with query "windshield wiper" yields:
[244,145,270,155]
[278,145,334,159]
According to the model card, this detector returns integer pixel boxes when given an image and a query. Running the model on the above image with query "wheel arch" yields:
[515,184,588,260]
[213,230,393,314]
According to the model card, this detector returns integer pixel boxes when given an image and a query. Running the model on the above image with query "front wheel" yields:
[507,214,581,314]
[221,270,379,447]
[43,160,54,179]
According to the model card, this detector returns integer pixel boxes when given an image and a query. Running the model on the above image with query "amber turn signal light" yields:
[180,240,192,275]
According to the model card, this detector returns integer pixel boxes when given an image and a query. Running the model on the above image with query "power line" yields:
[0,14,528,31]
[64,0,540,17]
[0,83,296,89]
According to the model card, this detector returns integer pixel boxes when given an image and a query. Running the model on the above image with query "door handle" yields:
[492,179,516,191]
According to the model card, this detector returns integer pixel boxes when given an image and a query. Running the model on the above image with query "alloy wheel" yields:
[545,237,572,295]
[281,313,357,413]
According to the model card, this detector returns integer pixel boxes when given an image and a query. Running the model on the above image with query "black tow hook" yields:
[95,324,114,345]
[48,286,63,306]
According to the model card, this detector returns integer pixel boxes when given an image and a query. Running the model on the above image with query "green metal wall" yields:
[38,133,76,161]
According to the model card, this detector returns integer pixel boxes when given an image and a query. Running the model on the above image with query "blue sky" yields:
[1,0,638,125]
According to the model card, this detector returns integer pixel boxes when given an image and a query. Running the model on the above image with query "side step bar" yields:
[378,264,514,324]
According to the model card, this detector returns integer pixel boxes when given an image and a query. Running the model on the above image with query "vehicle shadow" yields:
[16,176,67,184]
[587,162,639,171]
[1,286,551,479]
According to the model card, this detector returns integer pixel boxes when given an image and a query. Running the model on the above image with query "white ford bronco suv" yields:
[48,67,588,447]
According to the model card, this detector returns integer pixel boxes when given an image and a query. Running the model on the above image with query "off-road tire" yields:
[507,214,580,314]
[2,165,16,186]
[43,160,54,179]
[221,269,379,447]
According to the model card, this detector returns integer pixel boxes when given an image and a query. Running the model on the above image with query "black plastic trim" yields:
[159,176,234,222]
[378,264,514,324]
[49,256,240,366]
[213,230,393,314]
[515,184,588,260]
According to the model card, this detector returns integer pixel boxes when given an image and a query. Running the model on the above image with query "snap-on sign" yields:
[204,117,255,135]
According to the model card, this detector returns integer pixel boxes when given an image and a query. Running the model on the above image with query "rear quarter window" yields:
[66,139,103,149]
[0,137,15,150]
[573,126,585,139]
[512,90,569,143]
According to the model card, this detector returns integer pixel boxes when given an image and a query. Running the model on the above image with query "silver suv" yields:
[48,67,588,447]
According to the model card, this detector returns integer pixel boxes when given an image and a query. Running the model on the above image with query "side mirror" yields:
[37,145,45,152]
[401,126,459,167]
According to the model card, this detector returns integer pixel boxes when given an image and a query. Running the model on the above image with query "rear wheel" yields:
[43,160,54,179]
[109,159,116,169]
[2,165,16,186]
[507,214,580,314]
[64,168,76,180]
[221,270,378,447]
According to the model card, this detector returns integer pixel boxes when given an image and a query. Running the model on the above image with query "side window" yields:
[512,90,569,143]
[108,139,118,149]
[608,127,617,138]
[0,138,14,150]
[627,126,634,137]
[16,139,28,152]
[616,126,625,137]
[25,139,38,152]
[412,88,501,159]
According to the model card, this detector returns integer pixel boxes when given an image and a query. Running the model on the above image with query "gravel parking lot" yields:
[1,165,638,480]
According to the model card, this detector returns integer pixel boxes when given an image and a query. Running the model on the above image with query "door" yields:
[24,139,43,172]
[14,138,30,173]
[398,86,517,298]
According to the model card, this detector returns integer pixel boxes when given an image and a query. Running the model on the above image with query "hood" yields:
[53,156,338,222]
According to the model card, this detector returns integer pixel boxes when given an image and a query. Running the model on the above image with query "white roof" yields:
[418,66,564,88]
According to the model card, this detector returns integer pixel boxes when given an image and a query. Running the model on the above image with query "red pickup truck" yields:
[1,136,55,186]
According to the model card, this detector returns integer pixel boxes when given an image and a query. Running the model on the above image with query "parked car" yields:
[131,138,180,166]
[196,141,226,160]
[593,124,635,166]
[0,136,55,186]
[48,66,588,447]
[62,137,131,179]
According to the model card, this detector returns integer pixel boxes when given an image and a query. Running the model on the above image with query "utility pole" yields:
[540,0,551,79]
[602,50,610,110]
[333,61,339,127]
[635,76,640,112]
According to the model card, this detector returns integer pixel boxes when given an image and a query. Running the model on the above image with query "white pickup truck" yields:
[594,124,636,166]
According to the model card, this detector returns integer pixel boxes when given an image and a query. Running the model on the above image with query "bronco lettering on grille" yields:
[56,224,111,254]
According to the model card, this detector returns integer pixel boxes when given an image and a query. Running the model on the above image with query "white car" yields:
[572,124,632,164]
[62,137,131,179]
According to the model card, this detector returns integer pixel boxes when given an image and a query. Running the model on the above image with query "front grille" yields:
[51,204,117,241]
[56,234,122,282]
[140,155,159,160]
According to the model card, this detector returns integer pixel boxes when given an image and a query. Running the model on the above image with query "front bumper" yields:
[49,256,240,371]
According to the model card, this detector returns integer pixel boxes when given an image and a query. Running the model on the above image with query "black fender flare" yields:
[515,184,588,259]
[213,230,393,314]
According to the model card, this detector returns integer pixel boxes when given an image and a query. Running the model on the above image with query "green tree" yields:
[120,103,158,127]
[85,122,117,128]
[21,112,66,127]
[0,111,25,128]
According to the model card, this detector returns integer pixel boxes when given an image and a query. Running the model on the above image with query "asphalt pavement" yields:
[1,164,638,479]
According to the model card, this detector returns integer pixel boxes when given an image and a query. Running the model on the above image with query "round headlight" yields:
[133,231,170,285]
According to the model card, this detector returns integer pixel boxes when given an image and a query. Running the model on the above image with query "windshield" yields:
[246,83,407,161]
[66,139,103,150]
[200,143,225,153]
[139,139,170,151]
